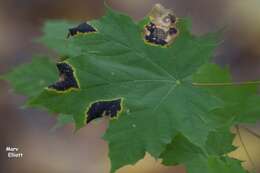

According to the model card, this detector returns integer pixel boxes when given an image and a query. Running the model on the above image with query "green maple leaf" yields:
[38,21,80,58]
[27,8,226,172]
[3,5,259,173]
[160,131,248,173]
[1,56,57,97]
[193,63,260,126]
[1,56,74,128]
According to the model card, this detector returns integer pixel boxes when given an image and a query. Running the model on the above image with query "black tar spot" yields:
[145,23,168,46]
[86,99,122,123]
[48,62,79,91]
[67,22,96,38]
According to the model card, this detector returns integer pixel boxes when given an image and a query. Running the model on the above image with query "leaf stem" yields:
[192,81,260,87]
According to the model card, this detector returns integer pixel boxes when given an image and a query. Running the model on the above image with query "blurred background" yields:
[0,0,260,172]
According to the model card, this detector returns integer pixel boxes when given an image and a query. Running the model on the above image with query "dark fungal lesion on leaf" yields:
[143,4,179,46]
[48,62,79,92]
[67,22,96,38]
[86,98,123,124]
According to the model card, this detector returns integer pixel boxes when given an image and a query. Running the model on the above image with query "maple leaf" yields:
[38,21,81,58]
[193,63,260,127]
[160,131,249,173]
[2,5,259,173]
[28,8,225,172]
[1,56,57,97]
[1,56,74,129]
